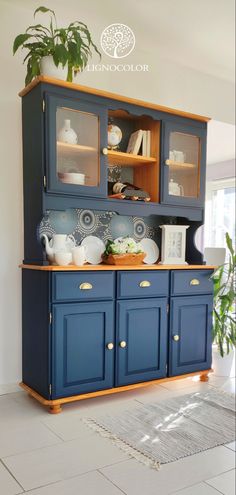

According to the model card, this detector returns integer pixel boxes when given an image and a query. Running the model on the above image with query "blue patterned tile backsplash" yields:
[39,209,161,248]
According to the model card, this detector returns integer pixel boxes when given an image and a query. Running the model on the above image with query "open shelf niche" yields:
[107,109,160,202]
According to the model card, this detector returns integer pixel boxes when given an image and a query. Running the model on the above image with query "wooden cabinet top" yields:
[21,264,215,271]
[19,76,210,123]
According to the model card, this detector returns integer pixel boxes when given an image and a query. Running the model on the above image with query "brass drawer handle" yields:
[173,335,180,342]
[139,280,151,288]
[79,282,93,290]
[119,341,127,348]
[190,279,200,286]
[106,342,114,350]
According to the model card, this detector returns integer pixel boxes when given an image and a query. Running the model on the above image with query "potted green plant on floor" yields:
[211,233,236,377]
[13,6,101,85]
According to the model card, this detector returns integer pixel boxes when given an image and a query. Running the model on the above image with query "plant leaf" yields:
[13,33,32,54]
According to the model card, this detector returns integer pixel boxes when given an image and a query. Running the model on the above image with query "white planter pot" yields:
[40,55,68,81]
[212,345,235,377]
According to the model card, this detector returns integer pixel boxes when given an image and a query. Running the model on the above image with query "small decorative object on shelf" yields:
[102,237,145,265]
[108,181,151,201]
[108,122,122,150]
[41,233,76,264]
[57,119,78,145]
[160,225,189,265]
[127,129,143,155]
[169,179,184,196]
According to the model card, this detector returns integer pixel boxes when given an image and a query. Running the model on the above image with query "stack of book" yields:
[126,130,151,156]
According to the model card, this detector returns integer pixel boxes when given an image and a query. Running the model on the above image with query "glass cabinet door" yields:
[45,94,107,197]
[162,121,206,207]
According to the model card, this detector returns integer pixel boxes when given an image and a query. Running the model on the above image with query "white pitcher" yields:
[41,234,76,264]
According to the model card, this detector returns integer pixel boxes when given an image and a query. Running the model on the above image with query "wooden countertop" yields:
[21,264,216,271]
[19,76,210,123]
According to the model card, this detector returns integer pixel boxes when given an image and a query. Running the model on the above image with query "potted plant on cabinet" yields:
[13,6,101,85]
[211,233,236,377]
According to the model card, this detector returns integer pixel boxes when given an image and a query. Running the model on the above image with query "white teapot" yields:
[41,234,76,264]
[169,179,184,196]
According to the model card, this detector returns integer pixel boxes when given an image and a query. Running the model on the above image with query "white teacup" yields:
[55,251,72,266]
[72,246,86,266]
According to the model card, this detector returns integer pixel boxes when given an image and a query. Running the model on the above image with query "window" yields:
[204,178,235,249]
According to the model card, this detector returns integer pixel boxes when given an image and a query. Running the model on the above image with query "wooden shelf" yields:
[20,264,216,271]
[57,141,96,156]
[108,149,156,167]
[165,159,196,170]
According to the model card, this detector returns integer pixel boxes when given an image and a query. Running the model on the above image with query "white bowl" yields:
[58,172,85,185]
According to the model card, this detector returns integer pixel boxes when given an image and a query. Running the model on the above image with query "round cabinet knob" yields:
[106,342,114,350]
[173,335,180,342]
[119,341,127,348]
[102,147,108,155]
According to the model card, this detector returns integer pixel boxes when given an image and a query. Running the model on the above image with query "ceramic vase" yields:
[58,119,78,145]
[40,55,68,81]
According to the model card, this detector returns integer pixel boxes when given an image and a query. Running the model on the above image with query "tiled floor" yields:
[0,374,235,495]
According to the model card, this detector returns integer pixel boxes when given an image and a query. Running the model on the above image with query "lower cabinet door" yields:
[52,301,114,398]
[169,295,213,376]
[116,298,168,386]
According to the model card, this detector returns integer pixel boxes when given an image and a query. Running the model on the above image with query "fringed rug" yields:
[84,389,235,469]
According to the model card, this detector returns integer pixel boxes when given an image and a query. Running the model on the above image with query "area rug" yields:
[84,389,236,469]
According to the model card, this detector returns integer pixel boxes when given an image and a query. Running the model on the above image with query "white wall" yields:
[0,0,235,386]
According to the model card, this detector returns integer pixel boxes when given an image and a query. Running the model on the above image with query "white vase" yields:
[57,119,78,145]
[40,55,68,81]
[212,345,235,377]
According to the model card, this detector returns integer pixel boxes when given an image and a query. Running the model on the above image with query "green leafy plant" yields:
[212,233,236,357]
[13,6,101,85]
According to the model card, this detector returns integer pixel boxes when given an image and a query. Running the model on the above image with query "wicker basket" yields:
[102,252,146,265]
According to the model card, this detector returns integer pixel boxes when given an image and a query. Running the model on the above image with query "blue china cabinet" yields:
[20,77,214,413]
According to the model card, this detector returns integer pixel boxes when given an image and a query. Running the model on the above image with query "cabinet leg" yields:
[49,404,62,414]
[200,372,209,382]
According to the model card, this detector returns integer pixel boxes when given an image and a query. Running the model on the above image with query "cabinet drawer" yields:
[52,272,115,302]
[171,270,213,296]
[117,271,169,299]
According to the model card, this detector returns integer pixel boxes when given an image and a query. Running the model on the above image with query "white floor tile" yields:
[24,470,123,495]
[3,434,129,491]
[0,421,61,457]
[42,414,95,441]
[101,446,235,495]
[172,481,221,494]
[206,469,236,495]
[225,441,236,452]
[0,461,22,495]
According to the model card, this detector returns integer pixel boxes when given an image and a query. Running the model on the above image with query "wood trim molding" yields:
[19,76,211,123]
[20,369,213,413]
[20,264,216,271]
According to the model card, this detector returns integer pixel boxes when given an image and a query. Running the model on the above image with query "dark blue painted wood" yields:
[169,295,213,376]
[161,120,207,207]
[116,298,168,386]
[45,93,107,197]
[117,271,169,299]
[42,82,206,129]
[22,270,51,398]
[52,301,114,398]
[52,271,115,302]
[43,192,204,221]
[171,270,213,296]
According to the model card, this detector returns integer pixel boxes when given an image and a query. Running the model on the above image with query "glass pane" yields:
[56,107,99,187]
[167,132,200,198]
[211,187,235,249]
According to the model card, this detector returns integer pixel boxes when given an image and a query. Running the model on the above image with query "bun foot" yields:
[49,404,62,414]
[200,373,209,382]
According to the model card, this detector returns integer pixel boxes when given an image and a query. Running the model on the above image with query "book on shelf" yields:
[126,130,143,155]
[126,129,151,156]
